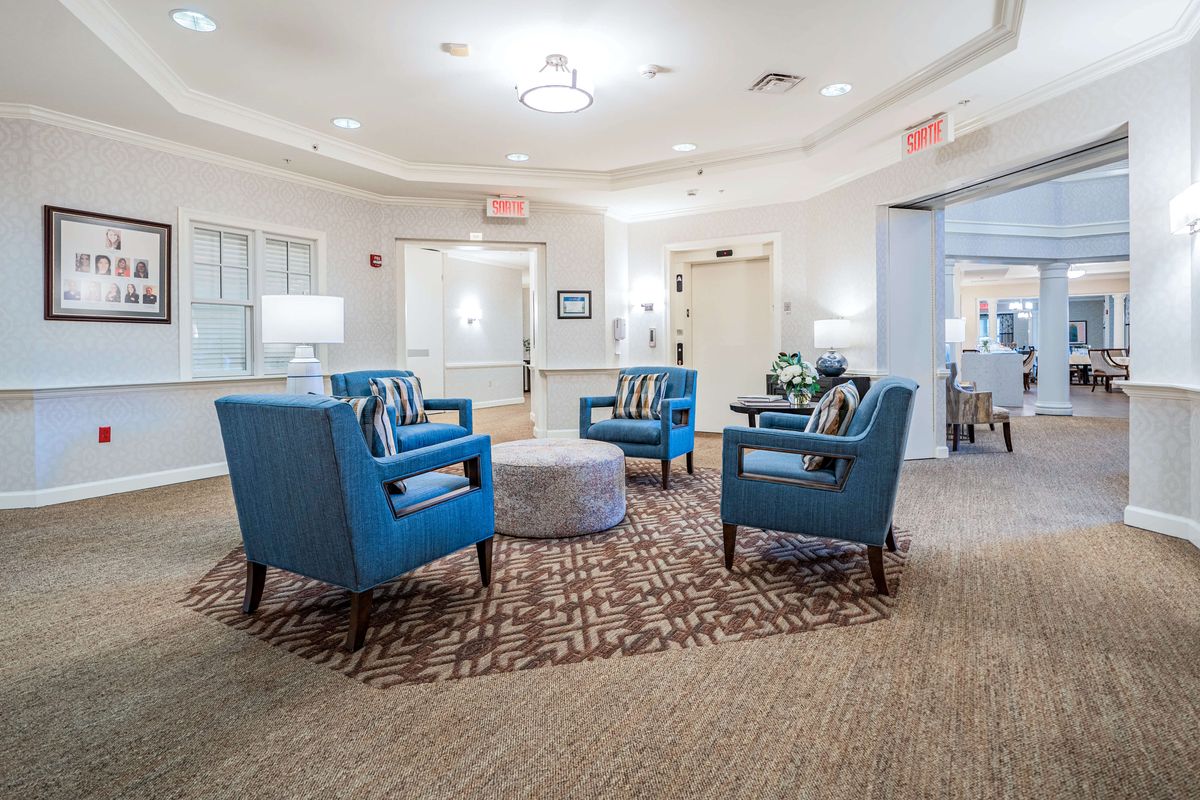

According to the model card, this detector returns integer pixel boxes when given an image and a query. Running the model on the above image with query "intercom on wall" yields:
[649,327,657,348]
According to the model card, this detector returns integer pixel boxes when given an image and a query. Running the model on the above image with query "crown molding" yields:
[58,0,1022,192]
[0,103,607,215]
[955,0,1200,139]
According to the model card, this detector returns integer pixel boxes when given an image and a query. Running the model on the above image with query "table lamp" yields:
[262,295,344,394]
[945,317,966,344]
[813,318,850,377]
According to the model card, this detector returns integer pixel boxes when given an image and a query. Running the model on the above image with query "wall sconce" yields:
[1170,182,1200,234]
[458,302,483,325]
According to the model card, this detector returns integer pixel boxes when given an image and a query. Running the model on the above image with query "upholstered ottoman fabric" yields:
[492,439,626,537]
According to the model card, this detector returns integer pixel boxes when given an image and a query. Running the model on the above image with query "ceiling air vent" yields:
[748,72,805,94]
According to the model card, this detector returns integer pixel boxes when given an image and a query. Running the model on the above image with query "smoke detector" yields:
[748,72,805,94]
[639,64,661,79]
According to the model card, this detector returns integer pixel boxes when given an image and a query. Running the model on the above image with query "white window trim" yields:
[178,208,328,381]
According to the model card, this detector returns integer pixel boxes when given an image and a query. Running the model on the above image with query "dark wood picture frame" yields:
[44,205,172,324]
[556,290,592,319]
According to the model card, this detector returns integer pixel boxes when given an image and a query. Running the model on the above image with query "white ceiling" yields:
[1,1,1197,218]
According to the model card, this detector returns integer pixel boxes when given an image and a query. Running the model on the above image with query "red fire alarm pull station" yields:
[369,254,383,268]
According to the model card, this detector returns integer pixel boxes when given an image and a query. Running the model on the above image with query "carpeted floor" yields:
[1,403,1198,799]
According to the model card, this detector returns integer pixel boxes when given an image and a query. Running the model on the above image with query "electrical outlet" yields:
[98,426,111,444]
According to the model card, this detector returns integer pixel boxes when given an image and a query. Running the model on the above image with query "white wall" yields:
[442,256,524,406]
[0,118,611,502]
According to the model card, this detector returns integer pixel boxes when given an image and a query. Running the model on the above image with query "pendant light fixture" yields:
[517,54,594,113]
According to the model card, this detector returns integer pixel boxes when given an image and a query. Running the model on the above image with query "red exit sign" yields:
[902,112,954,158]
[486,196,529,218]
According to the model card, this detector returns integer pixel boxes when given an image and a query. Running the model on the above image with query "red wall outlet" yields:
[98,426,111,444]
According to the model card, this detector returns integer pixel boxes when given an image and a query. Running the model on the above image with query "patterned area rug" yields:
[184,465,910,687]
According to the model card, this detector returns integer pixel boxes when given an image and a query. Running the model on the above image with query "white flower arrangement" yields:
[771,352,820,402]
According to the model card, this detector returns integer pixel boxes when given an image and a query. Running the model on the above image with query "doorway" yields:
[666,236,781,433]
[397,241,540,412]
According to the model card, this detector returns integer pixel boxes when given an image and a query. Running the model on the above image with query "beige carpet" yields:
[1,404,1198,799]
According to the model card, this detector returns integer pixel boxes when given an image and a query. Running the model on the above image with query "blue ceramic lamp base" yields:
[816,349,848,377]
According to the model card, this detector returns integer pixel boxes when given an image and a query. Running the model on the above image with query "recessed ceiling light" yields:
[672,143,697,152]
[331,117,361,130]
[170,9,217,32]
[506,153,530,162]
[820,83,853,97]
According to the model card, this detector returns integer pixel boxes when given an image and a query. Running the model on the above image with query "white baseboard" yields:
[0,462,228,509]
[473,397,526,410]
[1124,505,1200,548]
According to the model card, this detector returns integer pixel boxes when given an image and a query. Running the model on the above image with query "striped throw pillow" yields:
[369,376,428,426]
[332,395,398,457]
[801,382,860,470]
[612,372,669,420]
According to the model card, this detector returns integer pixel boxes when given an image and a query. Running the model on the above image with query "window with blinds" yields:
[191,226,251,377]
[262,237,313,375]
[187,223,318,379]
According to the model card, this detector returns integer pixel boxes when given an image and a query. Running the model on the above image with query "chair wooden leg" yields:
[952,424,959,452]
[967,424,975,444]
[867,545,889,596]
[988,423,995,431]
[345,589,374,652]
[686,451,694,474]
[242,561,266,614]
[661,460,670,490]
[885,525,897,552]
[1003,422,1013,453]
[722,523,738,569]
[476,537,493,587]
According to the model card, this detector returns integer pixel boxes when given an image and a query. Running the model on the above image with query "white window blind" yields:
[262,238,314,375]
[191,227,252,377]
[186,222,319,379]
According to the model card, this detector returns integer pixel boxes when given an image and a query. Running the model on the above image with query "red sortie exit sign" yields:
[486,196,529,218]
[902,112,954,158]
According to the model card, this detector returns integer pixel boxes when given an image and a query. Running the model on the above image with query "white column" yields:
[1111,292,1128,349]
[1036,262,1072,416]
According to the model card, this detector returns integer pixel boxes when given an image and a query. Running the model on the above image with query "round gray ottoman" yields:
[492,439,626,538]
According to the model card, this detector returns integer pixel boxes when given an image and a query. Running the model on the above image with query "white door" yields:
[690,258,773,432]
[886,208,936,459]
[403,246,445,397]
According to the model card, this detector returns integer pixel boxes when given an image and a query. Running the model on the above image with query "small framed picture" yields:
[557,290,592,320]
[1068,320,1087,344]
[44,206,171,323]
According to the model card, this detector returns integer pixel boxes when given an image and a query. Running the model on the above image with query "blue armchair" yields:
[330,369,473,453]
[215,394,495,651]
[719,377,917,595]
[579,366,698,489]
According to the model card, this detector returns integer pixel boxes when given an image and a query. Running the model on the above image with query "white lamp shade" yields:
[1169,182,1200,234]
[261,295,344,344]
[945,317,966,343]
[813,318,850,349]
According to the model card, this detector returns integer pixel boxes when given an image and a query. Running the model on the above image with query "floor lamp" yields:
[262,295,344,395]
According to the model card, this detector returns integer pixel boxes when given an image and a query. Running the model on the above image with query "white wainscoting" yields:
[0,376,287,508]
[444,361,525,408]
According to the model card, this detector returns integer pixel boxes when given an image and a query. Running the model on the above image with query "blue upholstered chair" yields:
[330,369,473,453]
[719,377,918,595]
[579,366,698,489]
[215,394,495,651]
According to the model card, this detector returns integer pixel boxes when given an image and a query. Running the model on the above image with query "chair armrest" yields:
[758,412,811,432]
[722,426,864,491]
[424,397,472,434]
[580,395,617,436]
[660,396,694,431]
[373,433,491,487]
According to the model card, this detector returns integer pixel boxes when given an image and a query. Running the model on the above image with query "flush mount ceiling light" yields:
[170,9,216,32]
[517,54,594,113]
[672,143,697,152]
[331,117,361,129]
[506,152,530,162]
[1067,266,1086,279]
[820,83,853,97]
